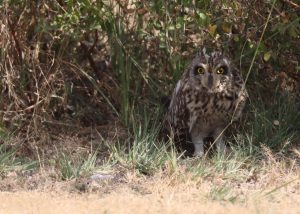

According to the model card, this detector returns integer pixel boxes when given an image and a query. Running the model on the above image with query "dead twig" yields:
[7,11,23,63]
[282,0,300,9]
[80,30,101,78]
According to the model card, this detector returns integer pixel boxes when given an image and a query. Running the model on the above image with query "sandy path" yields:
[1,186,299,214]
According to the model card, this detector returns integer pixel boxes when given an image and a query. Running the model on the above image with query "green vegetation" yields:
[0,0,299,196]
[58,152,99,180]
[208,185,238,203]
[0,145,36,176]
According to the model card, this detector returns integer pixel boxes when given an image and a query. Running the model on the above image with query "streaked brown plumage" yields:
[166,49,247,156]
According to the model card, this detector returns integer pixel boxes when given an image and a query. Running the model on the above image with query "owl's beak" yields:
[207,75,213,89]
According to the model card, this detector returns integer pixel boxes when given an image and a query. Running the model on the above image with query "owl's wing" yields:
[167,80,190,137]
[231,68,248,120]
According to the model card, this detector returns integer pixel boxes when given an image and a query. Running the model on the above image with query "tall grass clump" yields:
[58,151,100,180]
[108,107,178,175]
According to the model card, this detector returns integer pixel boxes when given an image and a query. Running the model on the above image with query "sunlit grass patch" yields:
[208,185,239,203]
[58,151,102,181]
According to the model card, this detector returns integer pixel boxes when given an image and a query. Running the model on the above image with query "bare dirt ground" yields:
[0,189,298,214]
[0,173,299,214]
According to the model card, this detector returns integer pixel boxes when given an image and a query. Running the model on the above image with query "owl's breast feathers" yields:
[167,78,247,135]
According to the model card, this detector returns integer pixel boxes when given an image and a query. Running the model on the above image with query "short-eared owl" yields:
[166,49,247,157]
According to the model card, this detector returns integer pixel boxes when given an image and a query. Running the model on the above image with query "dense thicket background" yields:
[0,0,299,159]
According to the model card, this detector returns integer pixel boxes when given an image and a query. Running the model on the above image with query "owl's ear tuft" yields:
[198,48,207,56]
[195,48,206,58]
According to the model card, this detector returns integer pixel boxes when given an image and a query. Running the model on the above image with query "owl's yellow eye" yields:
[197,67,205,74]
[216,67,226,74]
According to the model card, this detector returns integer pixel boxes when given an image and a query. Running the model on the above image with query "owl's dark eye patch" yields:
[216,66,228,75]
[194,66,205,75]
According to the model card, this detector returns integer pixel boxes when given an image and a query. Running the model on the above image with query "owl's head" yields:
[188,48,235,92]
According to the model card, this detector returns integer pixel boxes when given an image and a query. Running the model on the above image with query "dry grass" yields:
[0,164,299,214]
[0,132,299,213]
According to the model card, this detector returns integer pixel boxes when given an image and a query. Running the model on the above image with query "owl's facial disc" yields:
[193,65,213,90]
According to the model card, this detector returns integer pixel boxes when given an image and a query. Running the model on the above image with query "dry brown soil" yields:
[0,174,299,214]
